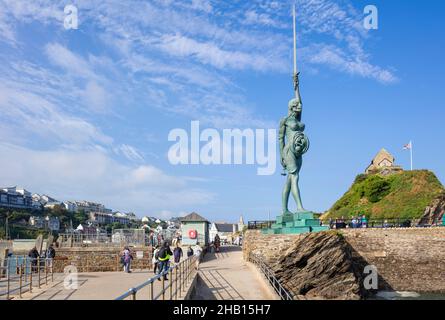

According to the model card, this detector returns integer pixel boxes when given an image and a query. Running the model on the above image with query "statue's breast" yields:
[286,117,305,132]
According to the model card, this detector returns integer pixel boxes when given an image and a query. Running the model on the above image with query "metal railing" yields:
[115,255,198,301]
[247,221,274,230]
[0,256,55,300]
[250,218,444,231]
[322,218,414,229]
[248,253,293,300]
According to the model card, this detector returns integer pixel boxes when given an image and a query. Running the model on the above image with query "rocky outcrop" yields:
[420,193,445,225]
[271,232,366,300]
[245,231,367,300]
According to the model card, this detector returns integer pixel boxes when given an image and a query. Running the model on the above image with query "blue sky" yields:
[0,0,444,223]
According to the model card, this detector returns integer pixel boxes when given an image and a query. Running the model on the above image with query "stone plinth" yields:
[263,211,329,235]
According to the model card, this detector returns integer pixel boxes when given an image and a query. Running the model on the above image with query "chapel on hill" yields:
[365,148,403,175]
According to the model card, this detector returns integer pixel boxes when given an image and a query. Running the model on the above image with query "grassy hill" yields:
[324,170,445,219]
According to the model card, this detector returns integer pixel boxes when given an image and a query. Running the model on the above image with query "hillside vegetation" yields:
[325,170,445,219]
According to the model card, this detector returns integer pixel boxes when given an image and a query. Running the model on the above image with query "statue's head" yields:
[288,98,302,115]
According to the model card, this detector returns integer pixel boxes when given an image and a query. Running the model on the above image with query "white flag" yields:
[403,142,412,150]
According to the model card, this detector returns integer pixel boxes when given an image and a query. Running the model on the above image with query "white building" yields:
[62,201,78,212]
[74,201,112,214]
[209,222,237,243]
[0,187,33,210]
[29,216,60,231]
[238,215,245,232]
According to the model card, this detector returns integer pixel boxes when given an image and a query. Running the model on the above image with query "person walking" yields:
[193,243,203,271]
[122,246,133,273]
[152,245,160,274]
[28,246,40,273]
[173,243,183,264]
[187,246,194,258]
[46,243,56,273]
[214,234,221,252]
[157,241,172,281]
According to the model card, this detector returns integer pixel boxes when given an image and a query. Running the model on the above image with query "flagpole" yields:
[410,141,413,171]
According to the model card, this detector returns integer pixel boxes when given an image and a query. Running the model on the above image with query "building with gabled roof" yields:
[180,212,210,246]
[365,148,403,175]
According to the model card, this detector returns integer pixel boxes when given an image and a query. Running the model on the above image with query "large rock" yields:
[273,232,366,300]
[420,193,445,225]
[247,231,367,300]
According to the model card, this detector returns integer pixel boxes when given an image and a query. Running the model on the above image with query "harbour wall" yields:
[243,228,445,293]
[51,247,152,273]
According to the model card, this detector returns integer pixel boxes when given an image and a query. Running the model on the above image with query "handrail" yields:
[0,257,55,299]
[248,253,293,300]
[115,254,198,300]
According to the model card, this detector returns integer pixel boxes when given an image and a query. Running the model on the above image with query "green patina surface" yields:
[263,211,328,235]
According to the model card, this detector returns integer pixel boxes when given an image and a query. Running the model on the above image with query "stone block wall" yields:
[52,246,153,273]
[341,228,445,293]
[243,228,445,293]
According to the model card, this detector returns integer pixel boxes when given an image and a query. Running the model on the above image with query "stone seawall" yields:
[243,228,445,294]
[341,228,445,293]
[52,247,152,273]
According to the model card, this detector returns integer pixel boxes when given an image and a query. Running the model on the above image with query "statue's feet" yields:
[295,208,307,213]
[282,210,293,216]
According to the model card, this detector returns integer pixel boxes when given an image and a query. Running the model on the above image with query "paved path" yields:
[16,269,188,300]
[192,246,276,300]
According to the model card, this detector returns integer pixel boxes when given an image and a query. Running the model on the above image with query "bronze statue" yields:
[279,6,310,215]
[279,73,309,214]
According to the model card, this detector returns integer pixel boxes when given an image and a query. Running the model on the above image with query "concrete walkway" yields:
[192,246,276,300]
[16,269,188,300]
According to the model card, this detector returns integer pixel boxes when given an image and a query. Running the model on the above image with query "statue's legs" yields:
[281,175,292,215]
[290,173,305,212]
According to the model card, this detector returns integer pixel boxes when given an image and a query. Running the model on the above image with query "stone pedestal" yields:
[262,211,328,235]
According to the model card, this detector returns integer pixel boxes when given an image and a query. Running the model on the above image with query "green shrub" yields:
[364,176,391,203]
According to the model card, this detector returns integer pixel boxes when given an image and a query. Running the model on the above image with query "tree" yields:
[364,176,391,203]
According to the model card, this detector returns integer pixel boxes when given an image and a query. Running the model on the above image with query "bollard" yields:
[150,280,153,300]
[6,259,10,300]
[169,268,173,300]
[162,274,165,300]
[38,257,41,289]
[45,258,48,285]
[175,266,178,300]
[29,266,33,293]
[19,264,23,298]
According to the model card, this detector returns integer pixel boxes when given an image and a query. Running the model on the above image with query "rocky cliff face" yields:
[420,193,445,225]
[245,231,367,300]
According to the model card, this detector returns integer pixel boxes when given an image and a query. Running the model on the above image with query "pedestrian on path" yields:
[46,243,56,273]
[187,246,194,258]
[28,246,40,273]
[173,243,183,263]
[194,243,202,271]
[122,246,133,273]
[157,241,172,281]
[152,245,160,274]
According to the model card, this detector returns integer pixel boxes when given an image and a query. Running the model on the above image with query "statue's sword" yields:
[293,4,302,103]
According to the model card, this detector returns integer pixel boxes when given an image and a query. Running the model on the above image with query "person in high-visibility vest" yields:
[156,241,172,281]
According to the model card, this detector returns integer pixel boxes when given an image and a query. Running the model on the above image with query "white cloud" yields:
[0,83,113,146]
[157,33,286,72]
[302,44,397,84]
[116,144,145,162]
[0,143,214,215]
[83,81,109,113]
